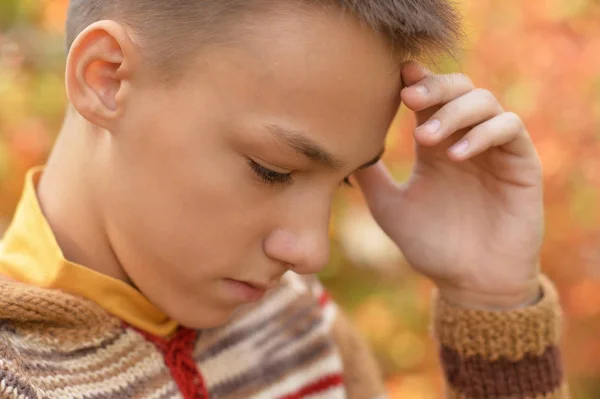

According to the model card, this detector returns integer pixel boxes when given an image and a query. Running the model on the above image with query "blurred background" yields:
[1,0,599,397]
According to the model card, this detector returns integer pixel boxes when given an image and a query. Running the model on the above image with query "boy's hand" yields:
[354,61,543,311]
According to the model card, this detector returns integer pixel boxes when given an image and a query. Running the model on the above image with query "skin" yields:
[37,5,542,330]
[356,63,543,310]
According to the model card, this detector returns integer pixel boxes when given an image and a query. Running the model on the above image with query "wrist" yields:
[438,283,542,311]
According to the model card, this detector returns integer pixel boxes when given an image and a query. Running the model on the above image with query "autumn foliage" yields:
[0,0,599,397]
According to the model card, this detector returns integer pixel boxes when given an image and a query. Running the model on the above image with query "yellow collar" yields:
[0,168,178,337]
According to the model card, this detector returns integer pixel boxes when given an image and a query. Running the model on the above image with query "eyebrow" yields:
[266,124,384,171]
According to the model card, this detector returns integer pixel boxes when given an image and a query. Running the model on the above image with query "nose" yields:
[263,204,331,275]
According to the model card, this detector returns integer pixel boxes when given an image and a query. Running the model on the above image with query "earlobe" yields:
[65,20,138,130]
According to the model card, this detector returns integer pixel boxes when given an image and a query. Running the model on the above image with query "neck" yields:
[37,110,131,283]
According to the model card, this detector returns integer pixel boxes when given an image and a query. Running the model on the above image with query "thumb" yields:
[353,161,398,213]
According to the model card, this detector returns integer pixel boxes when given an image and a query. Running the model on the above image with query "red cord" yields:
[277,374,343,399]
[129,324,209,399]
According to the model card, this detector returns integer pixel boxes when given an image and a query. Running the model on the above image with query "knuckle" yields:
[473,88,501,109]
[503,111,525,131]
[473,87,494,101]
[526,147,543,180]
[415,76,439,100]
[420,75,437,91]
[451,73,474,88]
[431,73,474,98]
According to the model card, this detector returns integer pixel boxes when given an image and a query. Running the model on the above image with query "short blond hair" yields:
[66,0,462,78]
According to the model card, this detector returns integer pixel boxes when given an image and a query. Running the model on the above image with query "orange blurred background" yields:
[1,1,599,397]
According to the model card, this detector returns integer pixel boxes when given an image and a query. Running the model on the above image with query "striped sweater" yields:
[0,273,567,398]
[0,170,568,398]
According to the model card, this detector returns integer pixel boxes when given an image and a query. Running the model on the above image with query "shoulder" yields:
[0,305,132,399]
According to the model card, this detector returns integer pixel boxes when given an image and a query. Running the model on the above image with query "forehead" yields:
[184,7,403,163]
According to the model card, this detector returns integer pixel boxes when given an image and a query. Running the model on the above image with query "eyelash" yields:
[248,159,292,185]
[247,159,352,187]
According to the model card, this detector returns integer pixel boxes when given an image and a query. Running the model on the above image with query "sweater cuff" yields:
[432,275,567,398]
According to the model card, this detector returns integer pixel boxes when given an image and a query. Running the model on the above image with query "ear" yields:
[65,20,139,129]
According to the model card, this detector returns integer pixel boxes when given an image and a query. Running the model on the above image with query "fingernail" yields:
[413,85,428,95]
[450,139,469,155]
[420,119,441,135]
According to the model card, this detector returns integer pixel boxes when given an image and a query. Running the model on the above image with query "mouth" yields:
[223,278,271,302]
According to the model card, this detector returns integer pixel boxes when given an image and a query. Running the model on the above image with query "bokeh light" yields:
[1,1,599,397]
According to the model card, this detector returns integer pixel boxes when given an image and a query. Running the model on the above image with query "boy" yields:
[0,0,567,398]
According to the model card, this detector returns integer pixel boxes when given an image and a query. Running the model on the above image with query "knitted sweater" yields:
[0,170,568,399]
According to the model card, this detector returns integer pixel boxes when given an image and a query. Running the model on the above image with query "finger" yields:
[415,88,504,146]
[400,60,433,87]
[353,161,398,211]
[401,73,475,113]
[446,112,535,161]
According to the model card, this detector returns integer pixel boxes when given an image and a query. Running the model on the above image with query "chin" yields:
[173,306,237,330]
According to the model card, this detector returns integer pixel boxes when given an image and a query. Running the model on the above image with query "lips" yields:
[224,278,269,302]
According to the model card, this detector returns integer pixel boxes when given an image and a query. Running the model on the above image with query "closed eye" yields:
[248,158,354,188]
[248,159,292,185]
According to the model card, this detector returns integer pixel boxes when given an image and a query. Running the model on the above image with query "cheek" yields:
[104,142,274,281]
[107,94,285,276]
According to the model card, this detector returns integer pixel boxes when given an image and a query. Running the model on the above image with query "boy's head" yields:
[65,0,460,82]
[50,0,460,328]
